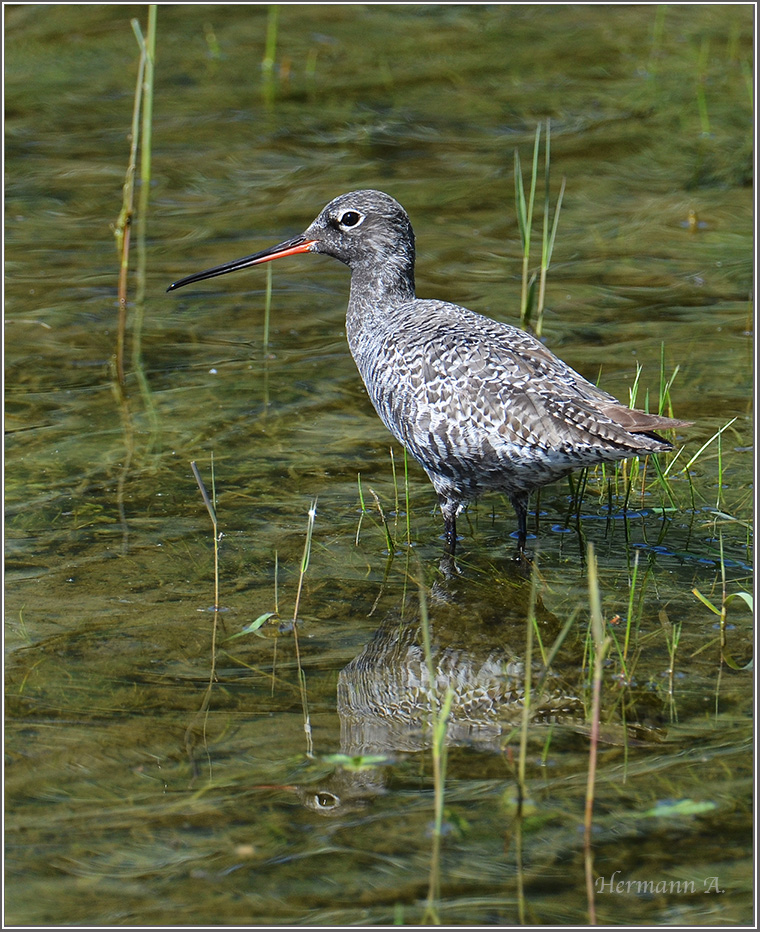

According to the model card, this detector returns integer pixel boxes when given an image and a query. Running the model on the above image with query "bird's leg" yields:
[439,497,458,555]
[511,494,529,554]
[444,513,458,555]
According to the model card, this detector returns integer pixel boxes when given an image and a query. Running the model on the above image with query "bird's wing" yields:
[382,301,683,454]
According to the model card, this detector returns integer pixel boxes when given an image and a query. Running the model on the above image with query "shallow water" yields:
[5,4,753,926]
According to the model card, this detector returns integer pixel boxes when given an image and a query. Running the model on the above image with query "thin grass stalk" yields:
[624,549,640,661]
[389,447,400,540]
[113,8,156,391]
[527,604,579,788]
[616,461,627,505]
[513,801,527,923]
[431,692,454,835]
[135,7,156,303]
[686,465,697,515]
[584,542,612,924]
[113,390,136,555]
[675,417,737,477]
[603,626,628,695]
[527,126,541,248]
[535,119,566,338]
[187,458,221,773]
[659,441,688,479]
[273,551,279,615]
[292,501,317,624]
[692,539,752,672]
[292,499,317,757]
[417,571,435,695]
[627,362,643,409]
[417,572,453,925]
[718,530,728,625]
[715,532,728,684]
[130,9,159,435]
[541,117,552,266]
[114,32,146,389]
[540,725,555,766]
[111,12,157,568]
[355,473,366,545]
[535,174,565,338]
[369,487,395,553]
[425,686,454,925]
[649,450,679,510]
[517,563,540,804]
[191,459,219,612]
[657,343,681,417]
[514,149,528,303]
[661,609,682,722]
[515,124,541,325]
[637,436,649,500]
[403,448,412,547]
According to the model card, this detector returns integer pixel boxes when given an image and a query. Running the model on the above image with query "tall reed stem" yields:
[114,6,157,389]
[584,543,612,924]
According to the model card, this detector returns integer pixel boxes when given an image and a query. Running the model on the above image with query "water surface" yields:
[5,4,753,926]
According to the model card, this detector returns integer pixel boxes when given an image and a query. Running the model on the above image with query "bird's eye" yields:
[339,210,363,229]
[314,792,340,810]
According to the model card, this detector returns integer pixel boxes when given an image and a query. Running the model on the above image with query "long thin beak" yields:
[166,233,316,292]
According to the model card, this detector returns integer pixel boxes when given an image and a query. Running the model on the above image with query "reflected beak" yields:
[166,233,317,292]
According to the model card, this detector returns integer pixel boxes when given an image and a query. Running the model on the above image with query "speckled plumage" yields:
[169,189,691,553]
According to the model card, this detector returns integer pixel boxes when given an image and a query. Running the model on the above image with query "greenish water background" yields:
[5,4,753,926]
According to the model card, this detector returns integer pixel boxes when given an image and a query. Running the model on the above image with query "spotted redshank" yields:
[168,189,691,554]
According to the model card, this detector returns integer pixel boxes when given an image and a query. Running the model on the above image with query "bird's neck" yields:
[344,260,417,382]
[347,259,416,318]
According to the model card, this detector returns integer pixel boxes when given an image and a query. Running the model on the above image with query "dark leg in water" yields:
[512,494,529,554]
[439,497,459,555]
[444,512,458,555]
